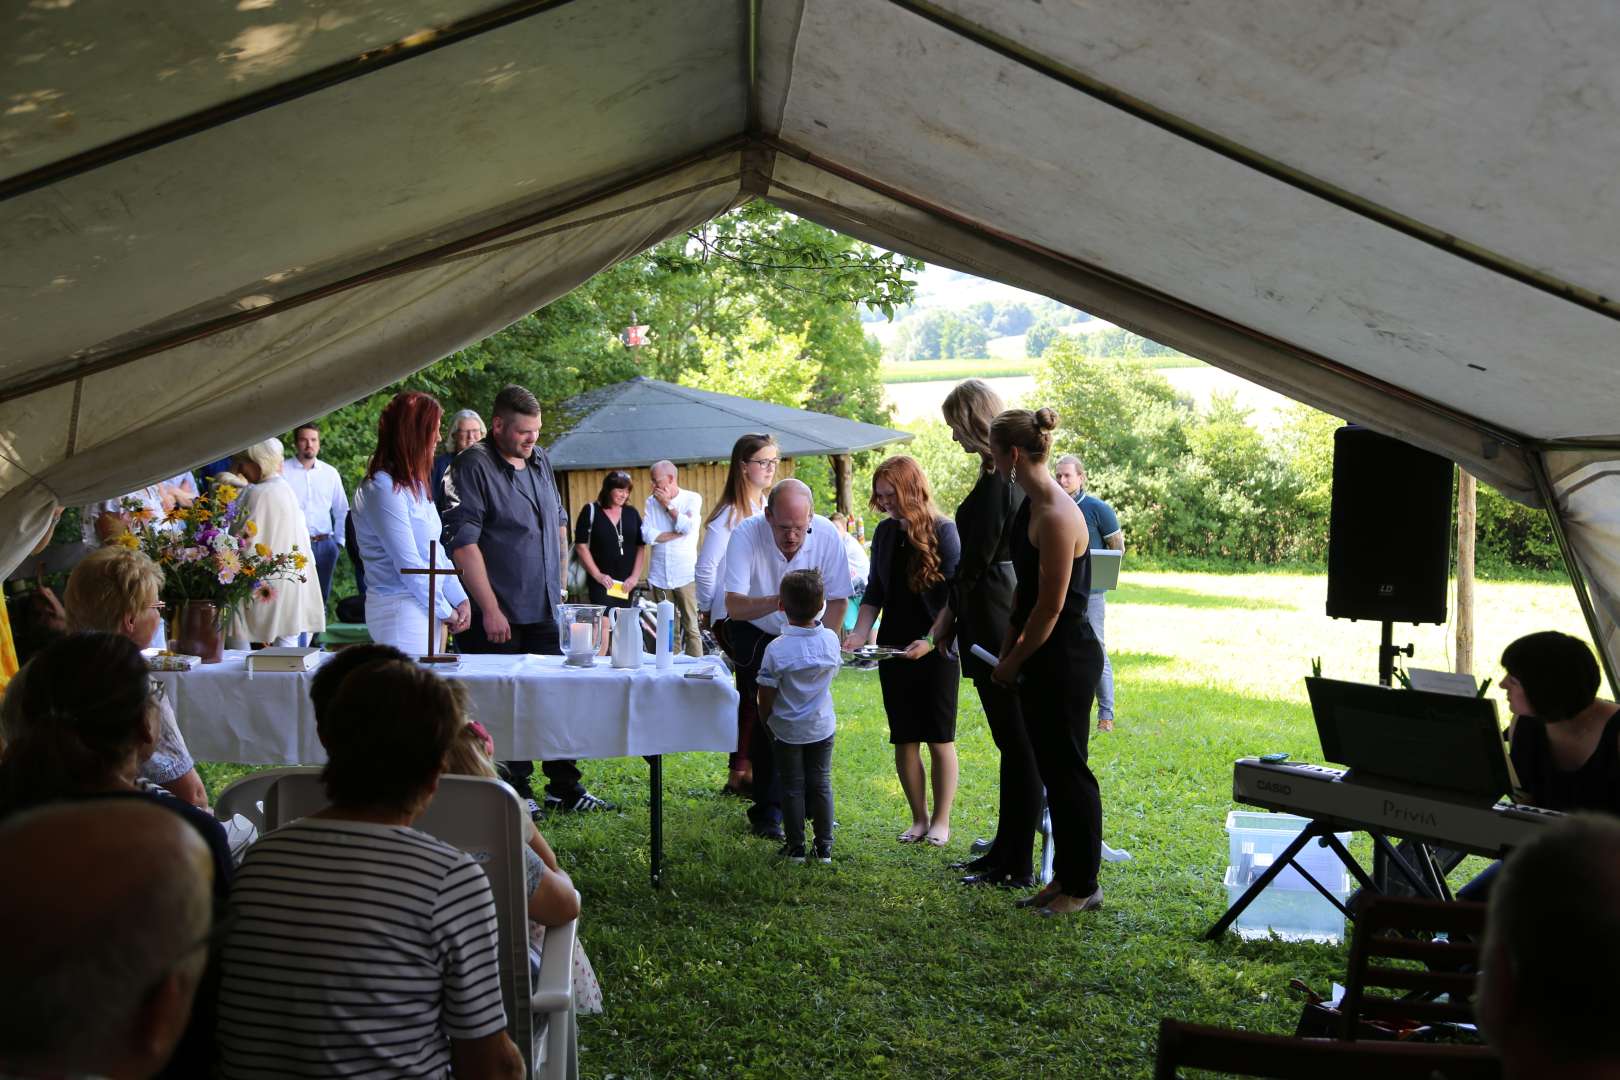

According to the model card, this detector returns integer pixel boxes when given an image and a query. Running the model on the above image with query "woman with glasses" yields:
[574,470,647,608]
[697,433,780,796]
[60,545,209,809]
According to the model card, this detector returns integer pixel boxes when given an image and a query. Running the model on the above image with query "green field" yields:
[880,355,1205,384]
[198,571,1586,1077]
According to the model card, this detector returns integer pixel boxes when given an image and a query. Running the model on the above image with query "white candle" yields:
[569,622,592,656]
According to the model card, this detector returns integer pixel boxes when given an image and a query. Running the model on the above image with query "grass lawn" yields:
[198,571,1587,1078]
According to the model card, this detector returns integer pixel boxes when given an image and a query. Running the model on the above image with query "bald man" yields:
[0,800,214,1080]
[722,478,852,836]
[641,459,704,656]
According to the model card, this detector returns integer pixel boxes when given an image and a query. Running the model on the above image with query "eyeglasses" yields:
[748,458,779,470]
[151,599,167,611]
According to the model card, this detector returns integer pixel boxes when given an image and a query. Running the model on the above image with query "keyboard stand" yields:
[1204,819,1378,941]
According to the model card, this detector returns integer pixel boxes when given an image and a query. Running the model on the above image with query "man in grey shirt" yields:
[442,384,614,814]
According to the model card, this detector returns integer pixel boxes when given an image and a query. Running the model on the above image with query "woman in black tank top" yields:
[988,407,1106,916]
[1459,631,1620,901]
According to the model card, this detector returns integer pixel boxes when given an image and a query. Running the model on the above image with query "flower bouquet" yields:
[114,482,309,661]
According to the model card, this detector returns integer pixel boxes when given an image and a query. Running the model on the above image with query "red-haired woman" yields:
[843,456,962,846]
[352,391,472,654]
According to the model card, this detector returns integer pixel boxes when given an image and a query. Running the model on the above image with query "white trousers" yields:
[366,593,442,655]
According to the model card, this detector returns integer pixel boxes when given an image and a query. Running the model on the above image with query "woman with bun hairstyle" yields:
[989,406,1106,916]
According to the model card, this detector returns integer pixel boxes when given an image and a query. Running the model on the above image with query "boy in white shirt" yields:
[755,569,841,864]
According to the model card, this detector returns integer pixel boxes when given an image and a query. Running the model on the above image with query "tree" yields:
[304,203,920,490]
[679,316,814,407]
[991,302,1035,336]
[1025,318,1062,358]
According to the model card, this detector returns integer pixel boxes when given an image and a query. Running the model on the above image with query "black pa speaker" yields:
[1326,426,1452,624]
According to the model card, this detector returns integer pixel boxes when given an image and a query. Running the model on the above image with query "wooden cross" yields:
[399,540,461,663]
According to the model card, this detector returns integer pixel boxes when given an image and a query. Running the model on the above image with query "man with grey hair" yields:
[433,408,486,507]
[1479,813,1620,1079]
[642,459,704,656]
[722,477,852,836]
[0,800,215,1080]
[1053,453,1124,732]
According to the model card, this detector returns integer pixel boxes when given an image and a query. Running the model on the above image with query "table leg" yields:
[648,754,663,889]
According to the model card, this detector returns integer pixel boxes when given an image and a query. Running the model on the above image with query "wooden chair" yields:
[1340,896,1486,1039]
[1154,1019,1501,1079]
[267,772,579,1080]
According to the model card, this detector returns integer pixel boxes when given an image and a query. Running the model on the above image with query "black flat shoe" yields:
[949,855,996,872]
[961,871,1035,888]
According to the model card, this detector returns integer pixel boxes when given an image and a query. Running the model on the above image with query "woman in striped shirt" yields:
[217,659,522,1079]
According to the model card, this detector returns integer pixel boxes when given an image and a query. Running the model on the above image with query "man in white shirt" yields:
[641,459,704,656]
[283,422,350,605]
[722,478,851,837]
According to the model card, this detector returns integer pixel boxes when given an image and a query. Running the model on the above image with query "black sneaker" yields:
[525,798,545,822]
[779,844,807,865]
[813,845,833,865]
[544,790,617,813]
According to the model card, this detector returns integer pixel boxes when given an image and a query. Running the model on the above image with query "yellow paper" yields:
[606,580,629,599]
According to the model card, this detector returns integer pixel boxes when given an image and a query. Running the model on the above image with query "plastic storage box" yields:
[1224,811,1353,944]
[1226,810,1351,892]
[1222,863,1350,943]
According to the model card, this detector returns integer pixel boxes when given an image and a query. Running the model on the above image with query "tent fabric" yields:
[547,377,911,471]
[3,0,1618,678]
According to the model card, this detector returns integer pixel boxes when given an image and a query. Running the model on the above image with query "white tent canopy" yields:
[4,1,1619,676]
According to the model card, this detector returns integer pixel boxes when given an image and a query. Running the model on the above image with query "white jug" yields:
[610,606,644,668]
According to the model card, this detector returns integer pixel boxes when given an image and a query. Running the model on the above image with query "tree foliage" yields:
[299,203,919,493]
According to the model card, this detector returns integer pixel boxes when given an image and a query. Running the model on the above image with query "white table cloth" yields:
[156,650,739,765]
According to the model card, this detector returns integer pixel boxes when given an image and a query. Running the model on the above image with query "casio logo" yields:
[1256,779,1292,795]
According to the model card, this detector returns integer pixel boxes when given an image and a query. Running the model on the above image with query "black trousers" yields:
[1021,628,1105,896]
[455,609,583,799]
[974,676,1042,879]
[722,619,782,828]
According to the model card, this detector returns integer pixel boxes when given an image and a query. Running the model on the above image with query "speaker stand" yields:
[1376,620,1414,688]
[1373,619,1417,892]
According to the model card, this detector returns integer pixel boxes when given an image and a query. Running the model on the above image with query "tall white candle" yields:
[569,622,592,656]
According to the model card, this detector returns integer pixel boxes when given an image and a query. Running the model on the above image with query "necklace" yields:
[605,507,625,556]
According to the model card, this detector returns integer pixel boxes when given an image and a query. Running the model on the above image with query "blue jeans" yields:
[311,535,341,605]
[770,731,834,854]
[1085,592,1113,720]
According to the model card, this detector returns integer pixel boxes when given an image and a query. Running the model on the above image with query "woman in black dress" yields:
[989,407,1106,916]
[1458,630,1620,900]
[573,471,646,609]
[922,379,1039,886]
[844,455,962,846]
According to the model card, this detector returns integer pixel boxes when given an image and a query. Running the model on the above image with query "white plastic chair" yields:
[213,767,317,833]
[267,771,578,1080]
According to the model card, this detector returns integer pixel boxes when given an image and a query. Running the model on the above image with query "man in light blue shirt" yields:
[1055,454,1123,732]
[284,422,350,606]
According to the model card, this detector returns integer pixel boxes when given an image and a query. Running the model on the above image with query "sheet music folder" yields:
[1089,549,1122,591]
[1304,676,1515,804]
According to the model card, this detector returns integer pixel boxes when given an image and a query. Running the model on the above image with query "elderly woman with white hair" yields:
[221,437,327,648]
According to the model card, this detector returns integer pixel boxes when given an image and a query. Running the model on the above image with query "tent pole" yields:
[1527,451,1619,698]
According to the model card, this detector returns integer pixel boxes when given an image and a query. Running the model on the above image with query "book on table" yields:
[245,646,321,672]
